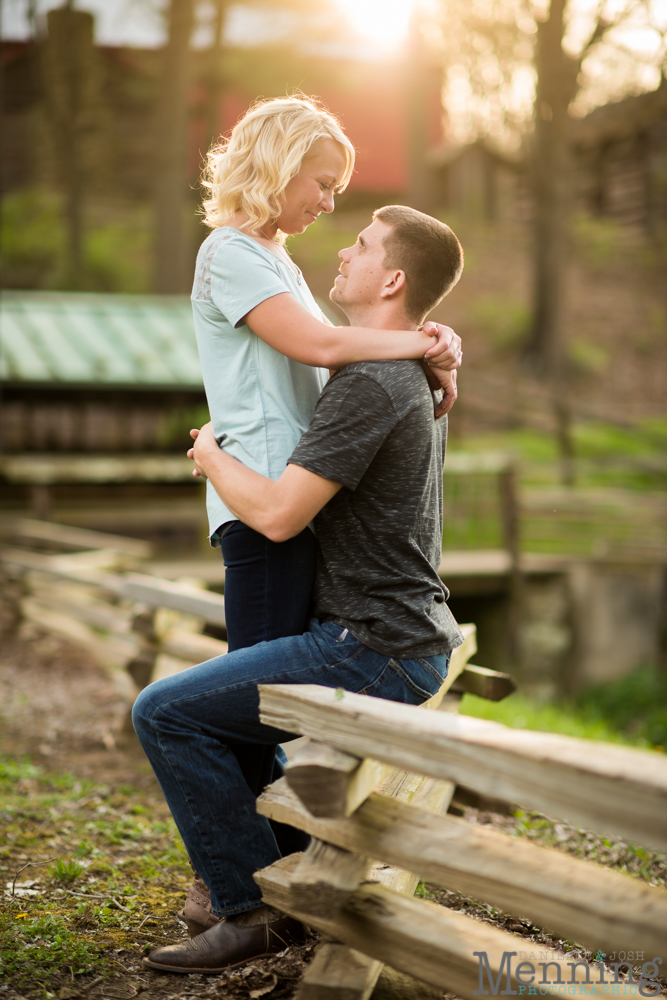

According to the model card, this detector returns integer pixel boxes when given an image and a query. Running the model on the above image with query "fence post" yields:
[499,461,523,667]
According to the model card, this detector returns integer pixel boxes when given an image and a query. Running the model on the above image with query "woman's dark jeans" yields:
[219,520,317,856]
[220,520,317,652]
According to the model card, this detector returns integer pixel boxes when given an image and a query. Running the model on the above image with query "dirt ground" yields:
[1,620,665,1000]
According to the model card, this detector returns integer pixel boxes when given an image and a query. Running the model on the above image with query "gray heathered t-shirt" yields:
[288,359,464,659]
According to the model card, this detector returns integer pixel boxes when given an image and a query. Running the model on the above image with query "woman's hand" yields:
[419,323,461,418]
[421,322,462,371]
[421,364,458,419]
[187,423,218,479]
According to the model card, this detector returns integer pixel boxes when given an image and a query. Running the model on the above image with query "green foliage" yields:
[462,663,667,749]
[443,472,505,550]
[0,187,153,292]
[288,212,361,269]
[49,858,84,885]
[0,912,107,989]
[573,665,667,749]
[569,338,609,375]
[571,214,622,266]
[0,188,64,288]
[85,219,152,293]
[468,294,530,351]
[156,404,211,449]
[0,753,189,994]
[462,691,638,744]
[450,417,667,492]
[0,757,43,786]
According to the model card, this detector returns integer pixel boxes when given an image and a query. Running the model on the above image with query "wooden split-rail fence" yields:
[0,518,512,711]
[253,682,667,999]
[0,519,230,705]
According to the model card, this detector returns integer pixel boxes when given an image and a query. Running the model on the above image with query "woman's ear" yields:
[380,270,407,300]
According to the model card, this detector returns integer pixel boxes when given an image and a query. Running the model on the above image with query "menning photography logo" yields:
[472,951,664,997]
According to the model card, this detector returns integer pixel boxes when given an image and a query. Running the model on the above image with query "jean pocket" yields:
[359,657,436,705]
[417,652,450,689]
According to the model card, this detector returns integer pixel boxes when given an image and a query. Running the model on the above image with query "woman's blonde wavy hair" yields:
[201,95,355,240]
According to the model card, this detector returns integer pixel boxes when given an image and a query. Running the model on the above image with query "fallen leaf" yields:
[249,975,277,998]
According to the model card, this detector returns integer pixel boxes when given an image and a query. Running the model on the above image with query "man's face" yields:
[330,219,396,313]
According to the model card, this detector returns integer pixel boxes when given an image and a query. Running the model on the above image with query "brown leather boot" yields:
[144,908,307,974]
[177,868,220,937]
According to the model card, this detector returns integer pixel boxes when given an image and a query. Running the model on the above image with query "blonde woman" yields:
[180,96,461,934]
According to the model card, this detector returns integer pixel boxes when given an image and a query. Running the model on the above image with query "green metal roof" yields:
[0,291,204,388]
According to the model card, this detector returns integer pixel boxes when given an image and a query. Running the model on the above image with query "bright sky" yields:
[1,0,665,114]
[0,0,419,49]
[335,0,415,51]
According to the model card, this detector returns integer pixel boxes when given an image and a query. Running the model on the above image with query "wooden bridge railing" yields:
[254,683,667,1000]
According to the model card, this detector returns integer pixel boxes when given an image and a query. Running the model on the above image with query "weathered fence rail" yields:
[254,683,667,1000]
[0,519,511,712]
[0,519,229,697]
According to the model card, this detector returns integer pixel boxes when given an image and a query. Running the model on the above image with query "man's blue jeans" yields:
[132,618,450,918]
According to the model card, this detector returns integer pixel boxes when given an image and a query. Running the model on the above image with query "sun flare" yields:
[336,0,416,51]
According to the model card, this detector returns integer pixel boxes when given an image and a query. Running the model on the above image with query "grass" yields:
[462,662,667,750]
[0,756,189,995]
[442,418,667,554]
[448,418,667,491]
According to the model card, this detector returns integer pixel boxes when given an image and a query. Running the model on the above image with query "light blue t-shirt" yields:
[191,227,329,543]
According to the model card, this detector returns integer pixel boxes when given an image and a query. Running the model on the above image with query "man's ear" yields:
[380,270,407,300]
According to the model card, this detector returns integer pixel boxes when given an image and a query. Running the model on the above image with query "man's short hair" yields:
[373,205,463,324]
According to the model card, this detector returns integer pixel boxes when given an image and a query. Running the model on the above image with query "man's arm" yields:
[189,424,341,543]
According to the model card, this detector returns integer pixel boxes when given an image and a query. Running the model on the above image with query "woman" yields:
[181,95,461,934]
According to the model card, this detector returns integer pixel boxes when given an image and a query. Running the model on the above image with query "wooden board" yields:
[451,664,517,701]
[258,778,667,956]
[22,586,132,636]
[289,772,455,920]
[297,945,383,1000]
[293,730,459,999]
[285,625,476,819]
[5,518,151,558]
[0,453,195,484]
[295,760,456,998]
[256,856,603,1000]
[258,683,667,852]
[121,573,226,626]
[1,546,124,593]
[289,841,371,917]
[160,628,227,663]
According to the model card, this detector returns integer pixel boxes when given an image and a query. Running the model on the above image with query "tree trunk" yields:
[406,14,439,214]
[528,0,577,369]
[204,0,229,153]
[527,0,579,484]
[154,0,195,294]
[43,6,98,290]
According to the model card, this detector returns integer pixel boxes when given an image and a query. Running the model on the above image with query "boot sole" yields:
[142,949,284,975]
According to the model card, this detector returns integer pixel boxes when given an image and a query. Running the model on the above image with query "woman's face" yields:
[276,138,349,235]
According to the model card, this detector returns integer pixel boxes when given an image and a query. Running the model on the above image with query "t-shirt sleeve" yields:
[288,373,399,490]
[209,236,292,329]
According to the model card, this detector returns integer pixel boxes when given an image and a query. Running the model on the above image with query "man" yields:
[132,204,465,974]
